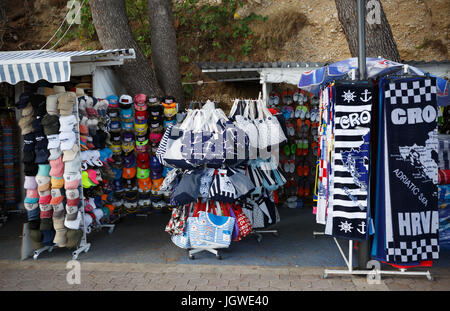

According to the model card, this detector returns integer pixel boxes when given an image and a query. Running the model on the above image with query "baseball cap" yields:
[120,108,133,120]
[148,115,163,128]
[149,132,163,144]
[42,114,60,135]
[63,144,80,162]
[135,123,148,135]
[47,134,60,149]
[48,148,62,161]
[15,92,32,109]
[65,210,81,230]
[110,121,121,132]
[49,156,64,178]
[36,176,51,192]
[51,176,64,189]
[59,131,76,151]
[106,95,119,108]
[26,189,39,199]
[122,142,135,154]
[58,92,76,116]
[23,133,36,152]
[24,176,38,190]
[34,149,50,164]
[21,103,34,117]
[110,144,122,155]
[137,167,150,179]
[134,94,147,111]
[136,134,149,146]
[24,162,38,176]
[122,167,136,179]
[122,132,135,144]
[135,110,148,124]
[59,115,77,132]
[108,108,120,121]
[119,94,133,109]
[137,152,150,169]
[64,172,81,189]
[123,153,136,168]
[50,189,64,205]
[46,95,59,115]
[138,177,152,192]
[121,121,134,131]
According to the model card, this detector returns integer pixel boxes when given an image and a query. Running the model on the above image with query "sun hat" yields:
[135,110,148,124]
[58,92,76,116]
[51,176,64,189]
[59,131,76,151]
[119,94,133,109]
[122,167,136,179]
[106,95,119,108]
[59,115,77,132]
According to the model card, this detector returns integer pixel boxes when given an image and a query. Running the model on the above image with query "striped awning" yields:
[0,49,135,85]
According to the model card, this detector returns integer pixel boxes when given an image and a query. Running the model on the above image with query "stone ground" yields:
[0,260,449,291]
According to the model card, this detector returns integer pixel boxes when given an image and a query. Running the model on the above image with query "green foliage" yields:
[174,0,267,61]
[182,72,194,98]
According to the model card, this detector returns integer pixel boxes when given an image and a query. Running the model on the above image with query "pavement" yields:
[1,208,449,291]
[0,260,449,291]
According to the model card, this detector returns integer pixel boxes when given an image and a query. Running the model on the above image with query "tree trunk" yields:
[148,0,185,109]
[335,0,401,62]
[90,0,163,97]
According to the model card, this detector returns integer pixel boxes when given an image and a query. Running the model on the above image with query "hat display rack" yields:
[161,99,286,259]
[16,86,116,260]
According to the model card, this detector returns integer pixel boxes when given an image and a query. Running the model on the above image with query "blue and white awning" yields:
[0,49,135,85]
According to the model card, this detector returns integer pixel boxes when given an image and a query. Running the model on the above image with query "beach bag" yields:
[165,204,189,236]
[158,122,196,170]
[189,211,235,248]
[159,168,182,192]
[246,163,265,195]
[171,169,204,205]
[228,99,246,121]
[231,203,252,241]
[242,197,266,229]
[234,100,259,149]
[257,158,287,191]
[254,99,287,149]
[209,169,237,203]
[228,167,255,198]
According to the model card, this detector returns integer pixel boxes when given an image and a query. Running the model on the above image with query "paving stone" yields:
[279,274,301,281]
[249,279,270,288]
[289,280,313,289]
[182,272,202,280]
[216,286,239,291]
[229,280,250,287]
[259,274,280,281]
[173,285,195,291]
[188,278,209,287]
[195,285,217,291]
[309,279,333,289]
[218,273,240,281]
[110,276,133,285]
[237,286,260,291]
[300,274,323,281]
[167,278,189,287]
[125,271,147,279]
[269,279,291,289]
[207,278,230,287]
[240,274,260,282]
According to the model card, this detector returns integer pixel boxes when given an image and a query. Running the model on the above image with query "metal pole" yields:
[357,0,370,269]
[357,0,367,80]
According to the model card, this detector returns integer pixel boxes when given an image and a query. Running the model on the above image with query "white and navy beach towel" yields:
[330,83,372,240]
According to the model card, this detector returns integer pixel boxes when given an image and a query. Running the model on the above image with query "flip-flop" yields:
[296,164,304,177]
[283,144,291,157]
[304,180,310,196]
[303,161,310,176]
[297,177,304,197]
[302,139,309,156]
[296,140,302,156]
[290,143,296,156]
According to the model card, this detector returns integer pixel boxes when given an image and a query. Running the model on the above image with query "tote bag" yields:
[190,211,235,248]
[234,100,259,149]
[209,169,237,203]
[254,99,287,149]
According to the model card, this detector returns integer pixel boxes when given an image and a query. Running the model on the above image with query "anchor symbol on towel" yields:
[357,221,366,234]
[360,89,372,103]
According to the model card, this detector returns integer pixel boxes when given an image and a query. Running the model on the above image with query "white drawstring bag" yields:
[254,99,287,149]
[234,100,259,149]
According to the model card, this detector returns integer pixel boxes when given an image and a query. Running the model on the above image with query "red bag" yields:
[231,203,252,240]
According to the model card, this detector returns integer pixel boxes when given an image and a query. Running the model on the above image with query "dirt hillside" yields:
[2,0,448,102]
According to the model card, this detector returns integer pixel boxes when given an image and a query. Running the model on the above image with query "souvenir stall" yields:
[0,49,137,260]
[300,58,449,280]
[160,99,287,259]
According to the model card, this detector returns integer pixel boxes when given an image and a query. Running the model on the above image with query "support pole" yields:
[357,0,370,269]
